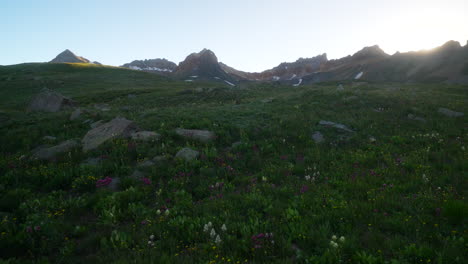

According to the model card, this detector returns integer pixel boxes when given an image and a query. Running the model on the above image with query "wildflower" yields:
[300,185,309,194]
[422,174,429,183]
[141,220,148,225]
[262,176,267,182]
[141,177,151,185]
[339,236,345,243]
[215,235,222,244]
[26,226,32,233]
[330,241,339,248]
[331,235,337,241]
[221,224,227,232]
[156,209,161,215]
[305,175,311,181]
[164,209,170,216]
[96,177,113,187]
[210,228,217,238]
[150,234,155,240]
[34,226,41,231]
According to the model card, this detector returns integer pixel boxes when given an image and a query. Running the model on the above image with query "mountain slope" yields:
[121,58,177,74]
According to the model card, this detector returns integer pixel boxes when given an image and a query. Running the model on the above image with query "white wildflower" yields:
[262,176,267,182]
[215,234,222,244]
[221,224,227,232]
[305,175,311,181]
[422,174,429,183]
[164,209,170,216]
[210,228,216,238]
[332,235,337,241]
[149,234,155,240]
[156,209,161,215]
[339,236,345,243]
[330,241,339,248]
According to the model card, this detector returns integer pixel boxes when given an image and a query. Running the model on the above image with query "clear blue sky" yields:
[1,0,467,72]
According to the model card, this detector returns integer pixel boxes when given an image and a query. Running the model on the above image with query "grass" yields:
[0,63,467,263]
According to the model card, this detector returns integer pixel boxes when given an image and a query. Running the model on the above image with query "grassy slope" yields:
[0,64,467,263]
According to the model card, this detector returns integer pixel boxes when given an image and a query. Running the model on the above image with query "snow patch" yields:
[185,80,194,82]
[289,74,297,80]
[355,72,364,79]
[128,66,172,72]
[272,76,280,81]
[292,79,302,87]
[190,75,198,78]
[129,66,142,70]
[224,80,235,86]
[214,77,221,80]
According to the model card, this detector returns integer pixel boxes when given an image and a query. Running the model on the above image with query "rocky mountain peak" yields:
[50,49,90,63]
[352,45,388,59]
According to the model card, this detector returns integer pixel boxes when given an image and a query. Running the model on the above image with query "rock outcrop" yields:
[82,118,138,151]
[28,88,75,112]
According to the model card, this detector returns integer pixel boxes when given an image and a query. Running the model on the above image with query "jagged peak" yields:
[352,45,388,58]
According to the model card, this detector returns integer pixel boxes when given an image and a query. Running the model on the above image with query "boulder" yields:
[82,117,138,151]
[90,120,104,128]
[438,108,464,117]
[311,131,325,143]
[70,108,83,120]
[407,114,426,122]
[318,120,354,133]
[42,136,57,141]
[28,88,75,112]
[32,139,79,161]
[175,147,199,161]
[131,131,161,141]
[175,128,216,143]
[138,160,155,168]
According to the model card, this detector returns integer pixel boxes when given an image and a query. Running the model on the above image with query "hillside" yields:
[0,63,466,263]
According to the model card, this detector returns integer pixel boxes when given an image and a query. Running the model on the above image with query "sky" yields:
[1,0,467,72]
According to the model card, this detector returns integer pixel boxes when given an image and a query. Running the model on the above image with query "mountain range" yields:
[48,40,468,85]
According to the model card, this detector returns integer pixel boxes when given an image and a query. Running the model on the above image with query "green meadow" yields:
[0,63,466,263]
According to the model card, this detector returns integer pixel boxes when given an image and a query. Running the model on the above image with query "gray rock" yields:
[93,103,111,112]
[231,141,242,148]
[311,131,325,143]
[407,114,426,122]
[318,120,354,133]
[127,94,137,99]
[81,157,103,166]
[70,108,83,120]
[130,170,145,179]
[82,117,138,151]
[175,147,199,161]
[438,108,464,117]
[32,139,79,161]
[175,128,216,143]
[28,88,75,112]
[138,160,155,168]
[42,136,57,141]
[131,131,161,141]
[261,98,274,103]
[152,155,167,164]
[90,120,104,128]
[369,136,377,143]
[107,177,120,192]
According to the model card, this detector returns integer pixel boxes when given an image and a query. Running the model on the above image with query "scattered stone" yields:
[407,114,426,122]
[175,147,199,161]
[127,94,137,99]
[231,141,242,148]
[107,177,120,192]
[318,120,354,133]
[175,128,216,143]
[131,131,161,141]
[28,88,75,112]
[42,136,57,141]
[32,139,79,161]
[311,131,325,143]
[369,136,377,143]
[93,103,111,112]
[138,160,155,168]
[81,157,103,166]
[438,108,464,117]
[90,120,104,128]
[82,117,138,151]
[337,84,344,91]
[261,98,274,103]
[152,155,167,164]
[130,170,145,179]
[70,108,83,120]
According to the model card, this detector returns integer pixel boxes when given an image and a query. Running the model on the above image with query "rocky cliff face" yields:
[50,49,90,63]
[173,49,235,84]
[121,58,177,73]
